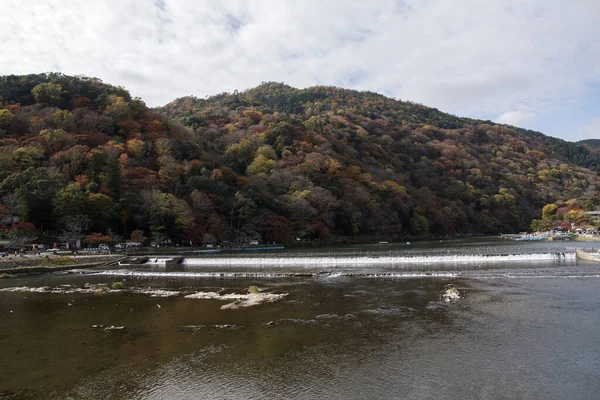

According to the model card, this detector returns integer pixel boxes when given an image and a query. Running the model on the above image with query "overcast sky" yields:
[2,0,599,141]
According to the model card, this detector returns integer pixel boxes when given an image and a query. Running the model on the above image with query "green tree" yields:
[246,154,275,177]
[144,190,192,240]
[531,203,560,231]
[104,96,132,121]
[542,203,558,219]
[231,191,258,243]
[53,110,75,131]
[0,167,64,229]
[255,145,277,160]
[224,140,254,174]
[150,228,171,247]
[410,212,429,235]
[13,145,45,170]
[530,219,546,232]
[0,109,15,126]
[106,157,122,198]
[31,83,64,106]
[39,129,75,153]
[53,183,87,221]
[85,193,115,231]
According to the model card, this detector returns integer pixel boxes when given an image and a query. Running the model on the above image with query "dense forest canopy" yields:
[0,73,599,246]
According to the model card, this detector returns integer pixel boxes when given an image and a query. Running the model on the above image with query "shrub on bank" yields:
[111,281,125,290]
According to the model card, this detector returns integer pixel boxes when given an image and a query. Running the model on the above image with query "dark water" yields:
[1,240,600,399]
[175,236,598,260]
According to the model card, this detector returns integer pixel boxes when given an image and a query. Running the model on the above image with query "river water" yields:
[1,238,600,399]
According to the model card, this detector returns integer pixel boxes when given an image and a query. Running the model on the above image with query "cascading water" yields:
[180,252,575,267]
[90,250,588,280]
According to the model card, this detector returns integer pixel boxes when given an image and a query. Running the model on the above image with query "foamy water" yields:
[94,270,460,279]
[180,252,574,266]
[88,251,586,280]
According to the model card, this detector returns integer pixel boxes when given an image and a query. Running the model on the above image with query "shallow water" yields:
[1,239,600,399]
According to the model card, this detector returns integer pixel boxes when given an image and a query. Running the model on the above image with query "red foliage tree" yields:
[183,217,206,245]
[83,232,112,245]
[263,213,292,243]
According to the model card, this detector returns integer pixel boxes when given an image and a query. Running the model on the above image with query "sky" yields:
[1,0,599,142]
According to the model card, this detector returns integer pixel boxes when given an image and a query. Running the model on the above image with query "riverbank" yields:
[573,234,600,242]
[0,255,124,276]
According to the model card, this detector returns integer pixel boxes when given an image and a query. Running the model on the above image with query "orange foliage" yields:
[119,153,129,169]
[83,233,112,245]
[75,175,89,186]
[5,104,20,114]
[186,160,204,175]
[71,96,91,108]
[236,176,251,187]
[130,229,145,243]
[118,119,142,137]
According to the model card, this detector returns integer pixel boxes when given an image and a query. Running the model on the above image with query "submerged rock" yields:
[279,318,318,325]
[184,290,288,309]
[0,284,180,298]
[132,289,180,297]
[442,284,462,302]
[213,324,239,329]
[0,286,49,293]
[181,324,205,332]
[104,325,125,331]
[1,284,286,309]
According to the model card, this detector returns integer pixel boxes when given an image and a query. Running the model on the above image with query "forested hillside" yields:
[579,139,600,149]
[0,74,599,247]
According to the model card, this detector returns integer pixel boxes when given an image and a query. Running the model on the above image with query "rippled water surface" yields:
[1,239,600,399]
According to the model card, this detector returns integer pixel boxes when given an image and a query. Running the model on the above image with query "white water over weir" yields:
[181,252,575,267]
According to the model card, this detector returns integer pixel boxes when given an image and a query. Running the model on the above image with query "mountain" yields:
[0,73,196,241]
[1,74,599,246]
[162,82,600,174]
[157,82,600,238]
[579,139,600,149]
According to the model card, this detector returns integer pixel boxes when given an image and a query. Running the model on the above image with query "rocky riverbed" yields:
[0,254,122,274]
[0,283,288,308]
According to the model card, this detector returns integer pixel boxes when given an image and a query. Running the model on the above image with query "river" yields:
[1,238,600,399]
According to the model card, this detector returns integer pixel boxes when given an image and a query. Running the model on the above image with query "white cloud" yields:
[495,111,537,127]
[1,0,599,140]
[577,117,600,141]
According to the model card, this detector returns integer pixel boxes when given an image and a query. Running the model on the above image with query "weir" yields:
[96,251,583,279]
[95,270,459,278]
[180,252,576,267]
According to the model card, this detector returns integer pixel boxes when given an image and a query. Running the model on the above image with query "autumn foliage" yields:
[1,74,600,246]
